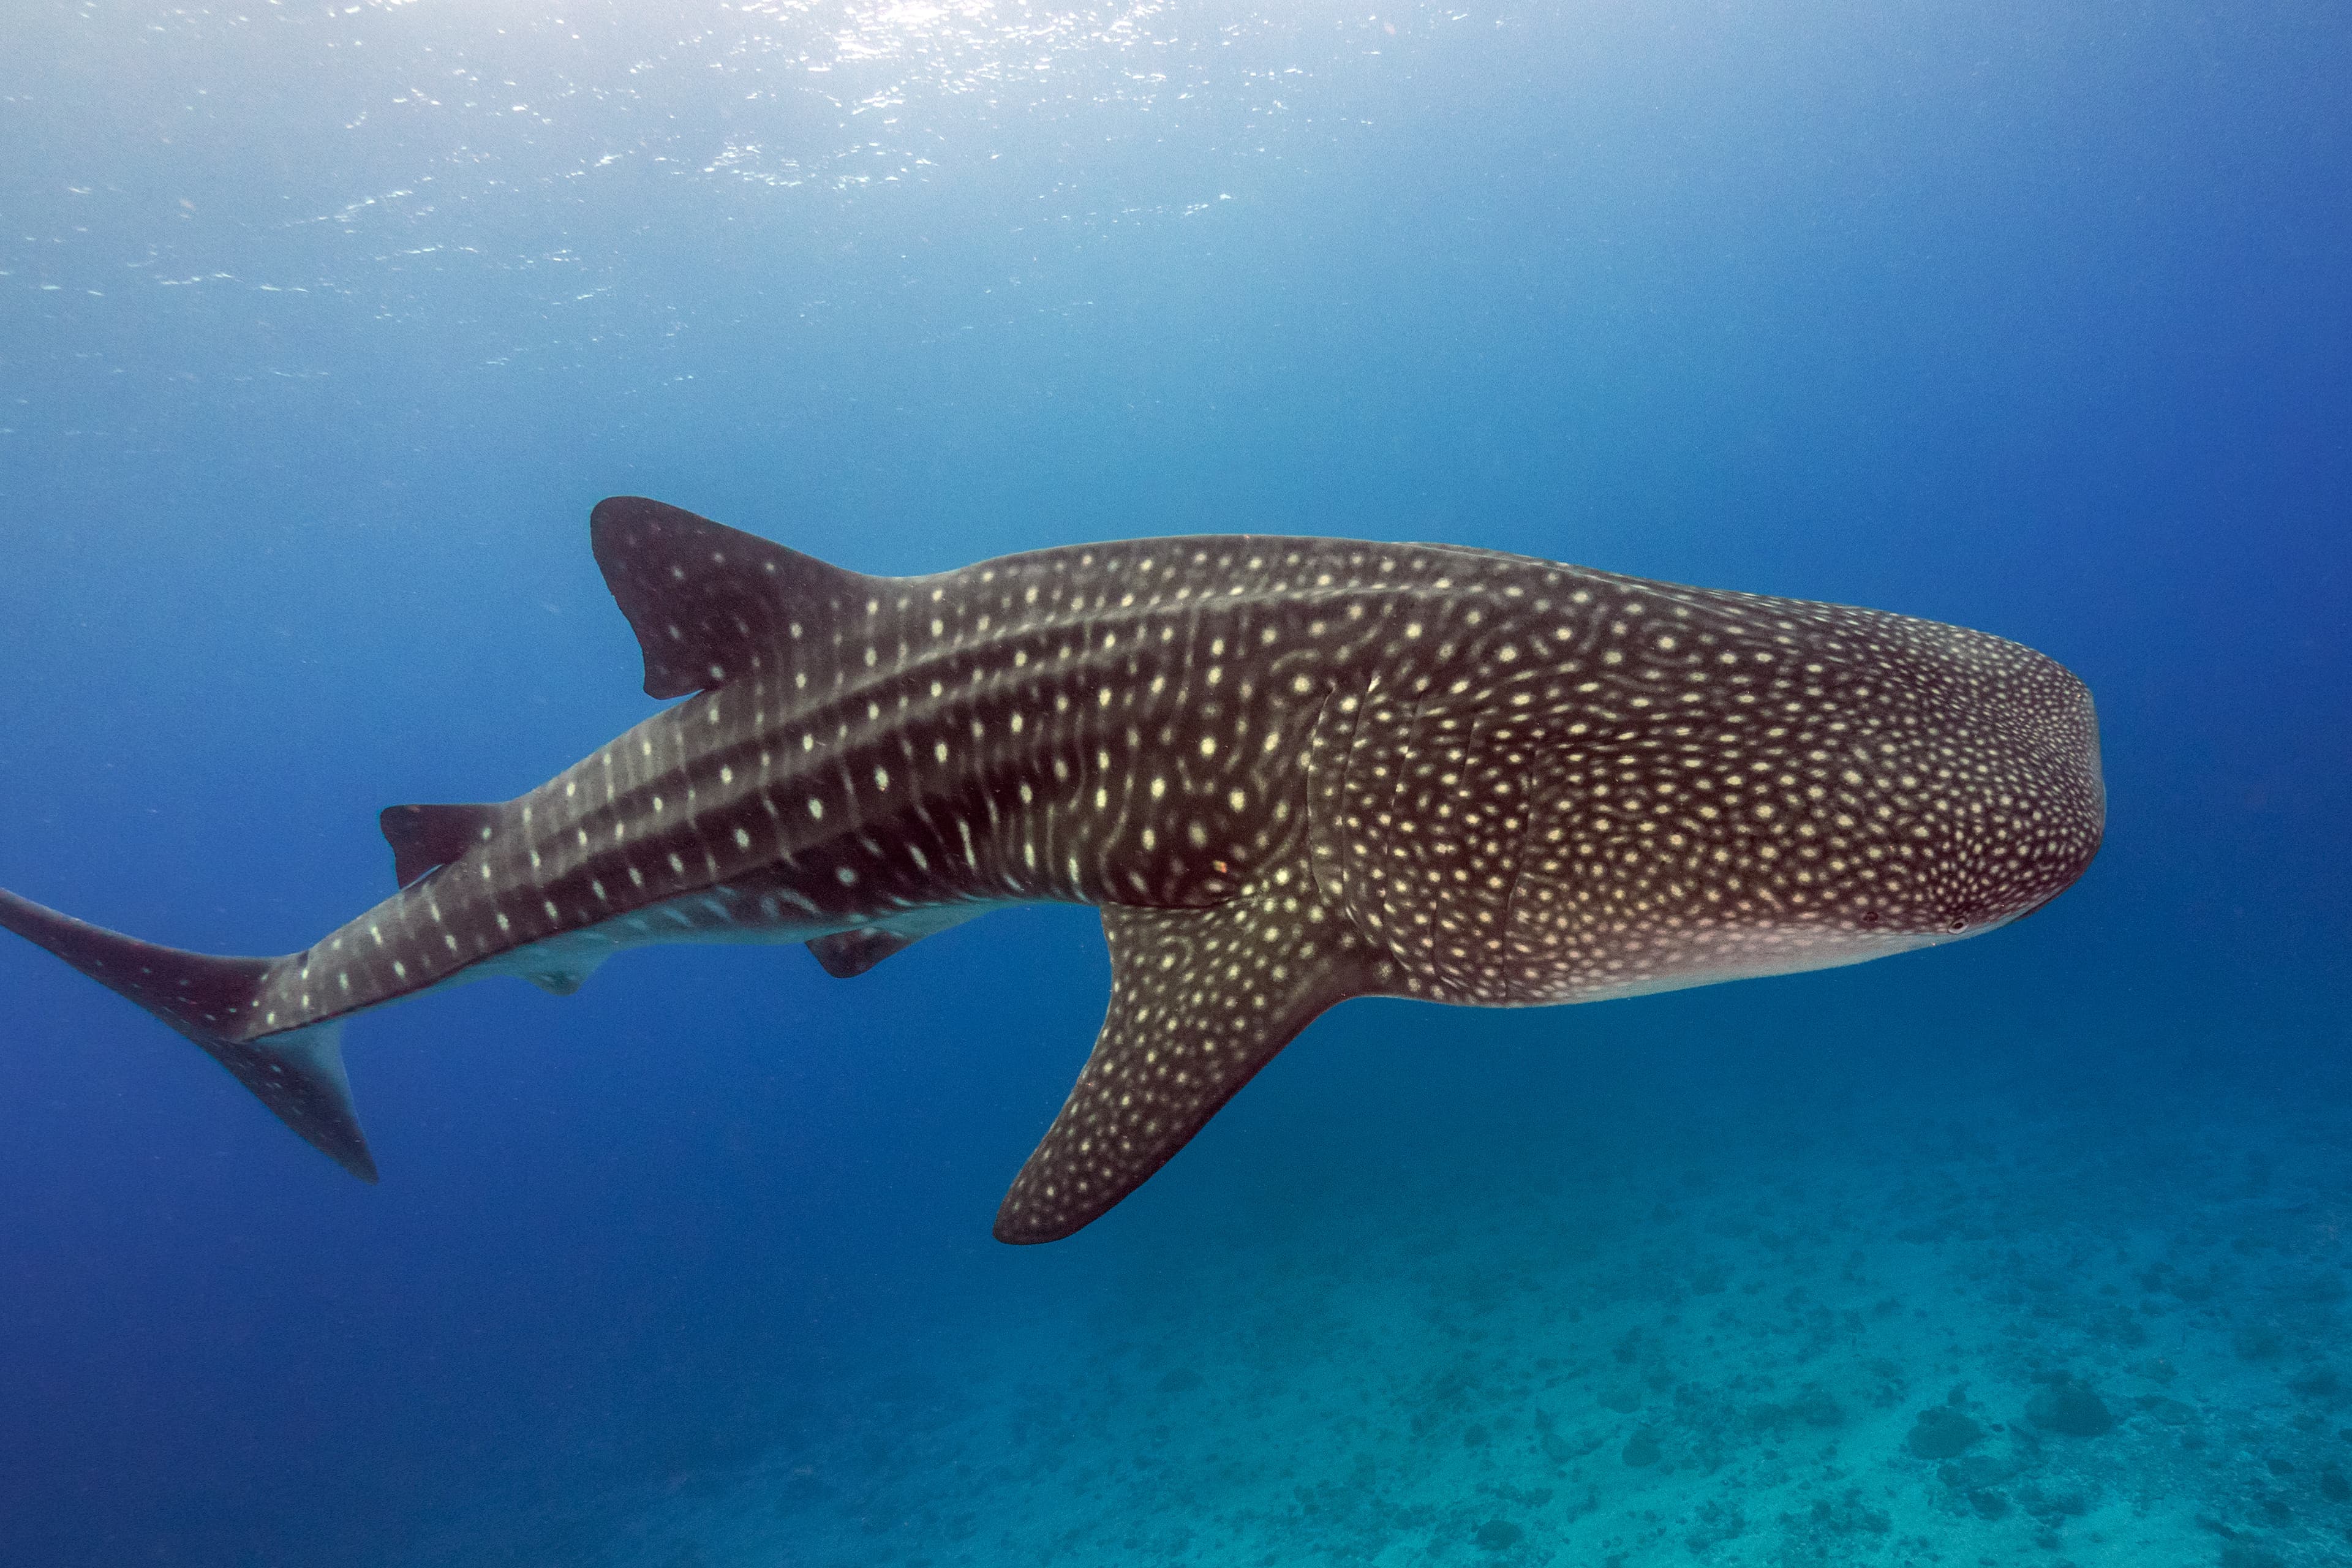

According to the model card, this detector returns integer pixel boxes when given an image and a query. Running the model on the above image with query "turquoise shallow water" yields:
[2,4,2348,1565]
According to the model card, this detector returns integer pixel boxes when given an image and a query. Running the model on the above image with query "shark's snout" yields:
[1988,654,2103,924]
[1909,630,2106,941]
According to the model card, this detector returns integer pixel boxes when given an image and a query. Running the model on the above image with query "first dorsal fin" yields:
[992,864,1396,1244]
[380,802,500,889]
[589,496,875,701]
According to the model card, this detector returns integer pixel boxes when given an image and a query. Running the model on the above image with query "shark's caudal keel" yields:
[0,498,2105,1242]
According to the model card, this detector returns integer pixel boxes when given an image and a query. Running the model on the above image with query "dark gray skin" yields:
[0,498,2103,1242]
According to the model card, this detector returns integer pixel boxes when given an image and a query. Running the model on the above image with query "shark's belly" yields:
[1518,921,1953,1007]
[442,878,997,997]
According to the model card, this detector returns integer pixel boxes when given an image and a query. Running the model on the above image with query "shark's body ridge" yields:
[0,499,2105,1240]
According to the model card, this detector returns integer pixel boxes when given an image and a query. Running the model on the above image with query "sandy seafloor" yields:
[437,1036,2352,1568]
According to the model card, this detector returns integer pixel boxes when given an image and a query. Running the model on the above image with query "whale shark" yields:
[0,497,2104,1242]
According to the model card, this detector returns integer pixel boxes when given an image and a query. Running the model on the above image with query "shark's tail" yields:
[0,887,376,1181]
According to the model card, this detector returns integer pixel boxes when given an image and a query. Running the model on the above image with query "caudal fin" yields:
[0,887,377,1181]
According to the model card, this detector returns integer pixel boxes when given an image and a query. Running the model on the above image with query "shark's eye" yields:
[1860,909,1881,926]
[1946,918,1966,933]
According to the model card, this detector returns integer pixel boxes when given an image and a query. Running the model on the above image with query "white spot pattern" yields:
[162,500,2095,1243]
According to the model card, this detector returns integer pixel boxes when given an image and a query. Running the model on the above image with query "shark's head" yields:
[1408,592,2107,1006]
[1800,621,2103,939]
[1915,624,2105,932]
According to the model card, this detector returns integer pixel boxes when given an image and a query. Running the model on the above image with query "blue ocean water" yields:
[2,2,2348,1564]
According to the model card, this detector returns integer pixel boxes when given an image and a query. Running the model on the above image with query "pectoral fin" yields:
[993,870,1390,1244]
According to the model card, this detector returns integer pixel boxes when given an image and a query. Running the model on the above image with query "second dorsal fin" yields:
[380,802,500,888]
[589,496,875,701]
